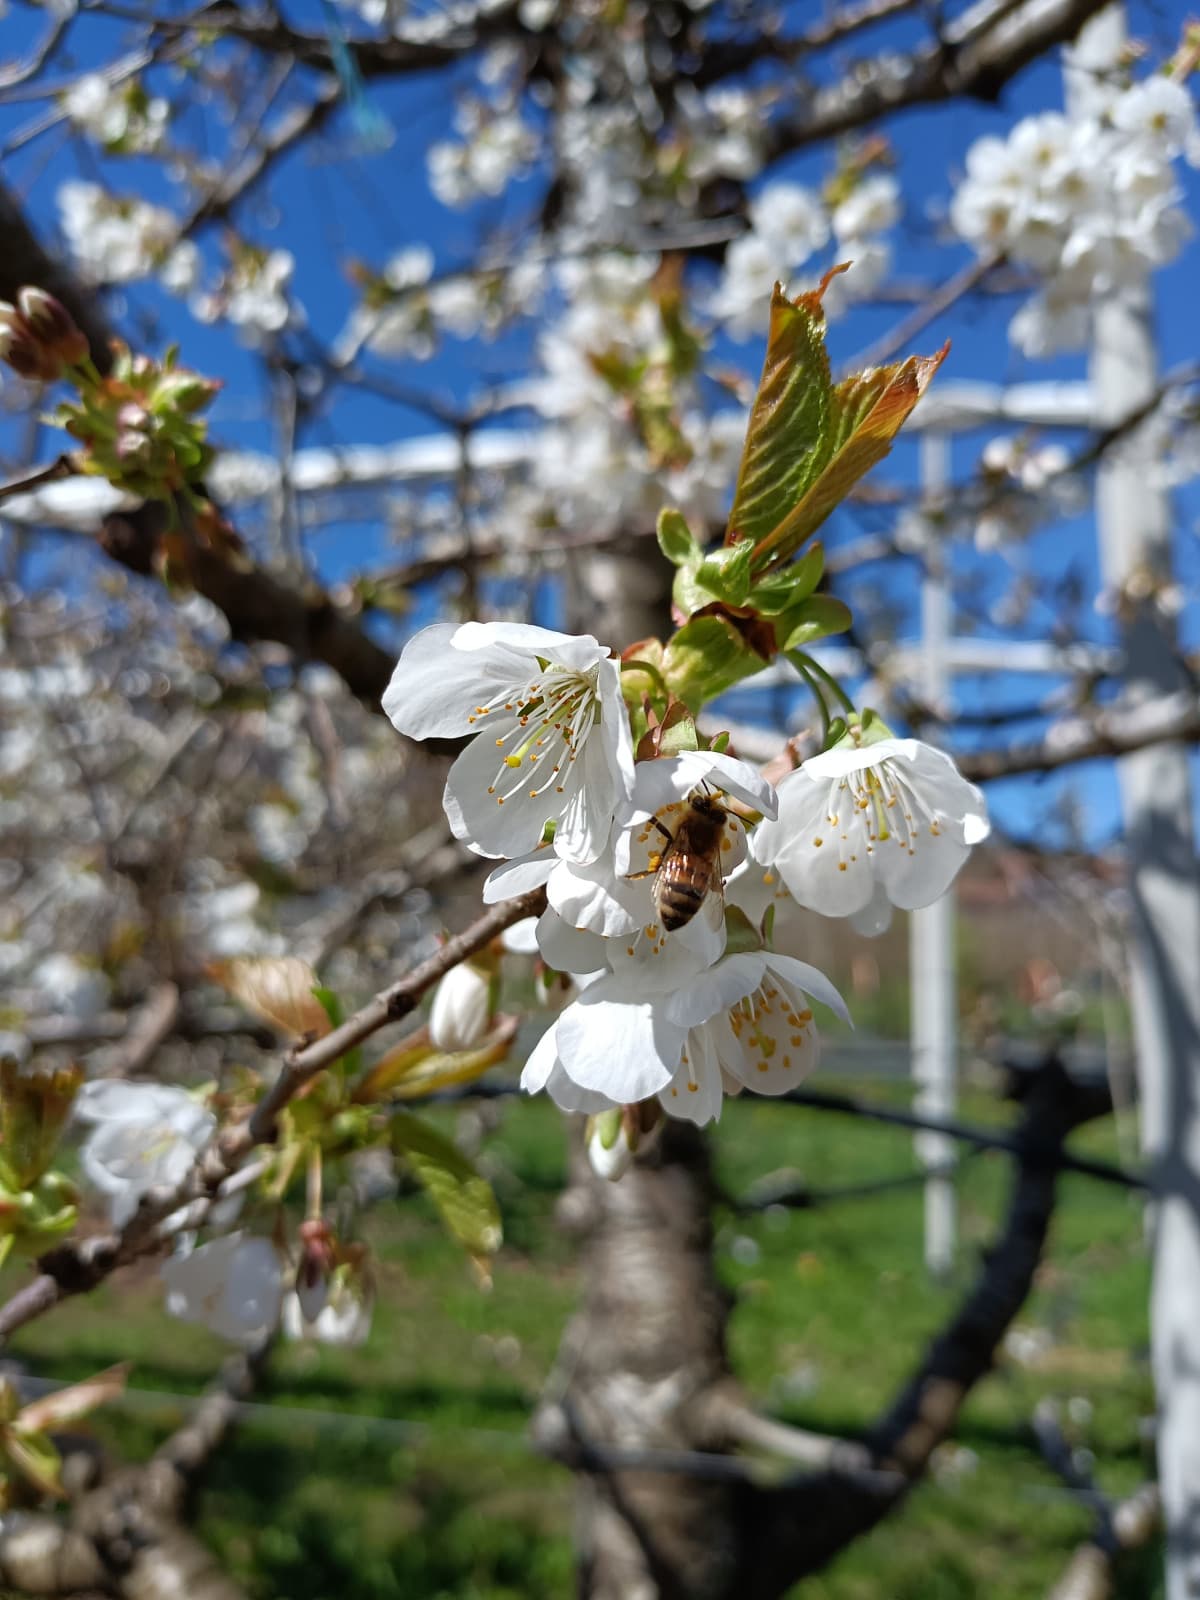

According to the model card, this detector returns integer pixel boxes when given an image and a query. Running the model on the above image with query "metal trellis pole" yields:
[911,431,957,1276]
[1070,13,1200,1598]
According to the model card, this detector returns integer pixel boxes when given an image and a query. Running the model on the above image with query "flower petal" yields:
[763,952,851,1025]
[452,621,607,673]
[554,982,684,1100]
[443,730,551,859]
[659,1023,726,1124]
[482,849,556,905]
[382,623,522,739]
[535,908,611,974]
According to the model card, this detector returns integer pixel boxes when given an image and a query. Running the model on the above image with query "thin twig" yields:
[0,887,547,1345]
[0,453,76,504]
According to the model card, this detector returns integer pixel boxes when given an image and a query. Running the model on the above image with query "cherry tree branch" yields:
[956,692,1200,782]
[0,887,547,1346]
[764,0,1112,159]
[0,454,76,504]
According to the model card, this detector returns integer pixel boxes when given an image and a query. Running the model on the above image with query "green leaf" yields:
[671,559,716,620]
[727,275,838,551]
[778,595,853,652]
[695,538,754,606]
[391,1112,502,1257]
[4,1426,63,1498]
[654,704,700,756]
[661,616,769,711]
[747,542,825,614]
[656,508,697,566]
[311,986,344,1030]
[726,274,947,570]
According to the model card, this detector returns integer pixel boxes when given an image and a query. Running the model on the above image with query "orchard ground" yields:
[3,1072,1154,1600]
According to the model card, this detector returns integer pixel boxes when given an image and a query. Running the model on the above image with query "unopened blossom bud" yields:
[115,429,155,467]
[585,1104,662,1183]
[16,288,89,367]
[116,402,152,433]
[0,311,62,382]
[429,960,492,1052]
[296,1218,337,1320]
[0,1057,83,1191]
[152,369,221,415]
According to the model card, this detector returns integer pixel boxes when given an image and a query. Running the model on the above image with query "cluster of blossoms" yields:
[55,184,297,340]
[57,181,197,293]
[335,246,545,364]
[191,246,297,340]
[710,172,900,339]
[62,74,170,154]
[428,102,539,208]
[952,75,1199,356]
[72,1080,374,1347]
[527,252,746,539]
[383,621,989,1134]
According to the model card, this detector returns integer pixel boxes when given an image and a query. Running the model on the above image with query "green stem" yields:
[791,650,856,718]
[789,654,831,745]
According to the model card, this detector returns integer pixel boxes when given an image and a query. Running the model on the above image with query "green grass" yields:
[4,1079,1157,1599]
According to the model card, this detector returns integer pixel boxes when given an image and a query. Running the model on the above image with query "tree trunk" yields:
[557,1121,741,1600]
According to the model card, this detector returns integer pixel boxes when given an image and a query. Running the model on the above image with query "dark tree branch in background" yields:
[99,500,401,715]
[0,453,76,503]
[738,1058,1118,1596]
[179,77,343,237]
[0,182,117,374]
[764,0,1111,157]
[956,692,1200,782]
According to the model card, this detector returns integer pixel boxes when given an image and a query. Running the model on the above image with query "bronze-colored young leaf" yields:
[753,346,948,571]
[726,270,843,552]
[208,956,332,1040]
[16,1363,130,1434]
[726,272,946,571]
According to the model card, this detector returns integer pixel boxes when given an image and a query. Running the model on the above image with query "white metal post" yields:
[912,431,957,1276]
[1070,13,1200,1597]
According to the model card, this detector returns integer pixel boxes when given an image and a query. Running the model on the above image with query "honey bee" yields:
[642,784,730,932]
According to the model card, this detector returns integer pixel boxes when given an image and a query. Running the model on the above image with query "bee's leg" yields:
[647,817,674,844]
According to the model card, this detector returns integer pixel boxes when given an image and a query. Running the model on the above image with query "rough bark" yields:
[551,1121,742,1600]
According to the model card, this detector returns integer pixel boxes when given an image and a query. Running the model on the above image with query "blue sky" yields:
[3,0,1199,850]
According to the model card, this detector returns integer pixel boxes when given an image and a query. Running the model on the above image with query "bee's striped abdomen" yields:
[655,869,708,931]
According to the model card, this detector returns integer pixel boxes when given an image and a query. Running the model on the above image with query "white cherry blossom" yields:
[522,947,846,1126]
[382,621,634,864]
[76,1081,215,1227]
[751,735,989,917]
[951,81,1194,356]
[161,1233,283,1346]
[483,749,777,974]
[282,1279,374,1346]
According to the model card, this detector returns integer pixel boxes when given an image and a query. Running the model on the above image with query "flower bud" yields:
[585,1103,663,1184]
[0,319,62,382]
[0,1057,83,1191]
[152,369,221,416]
[116,402,152,433]
[586,1110,632,1182]
[115,429,155,467]
[16,288,89,367]
[296,1216,336,1319]
[429,961,492,1052]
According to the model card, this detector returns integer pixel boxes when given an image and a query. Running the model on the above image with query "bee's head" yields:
[685,784,725,818]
